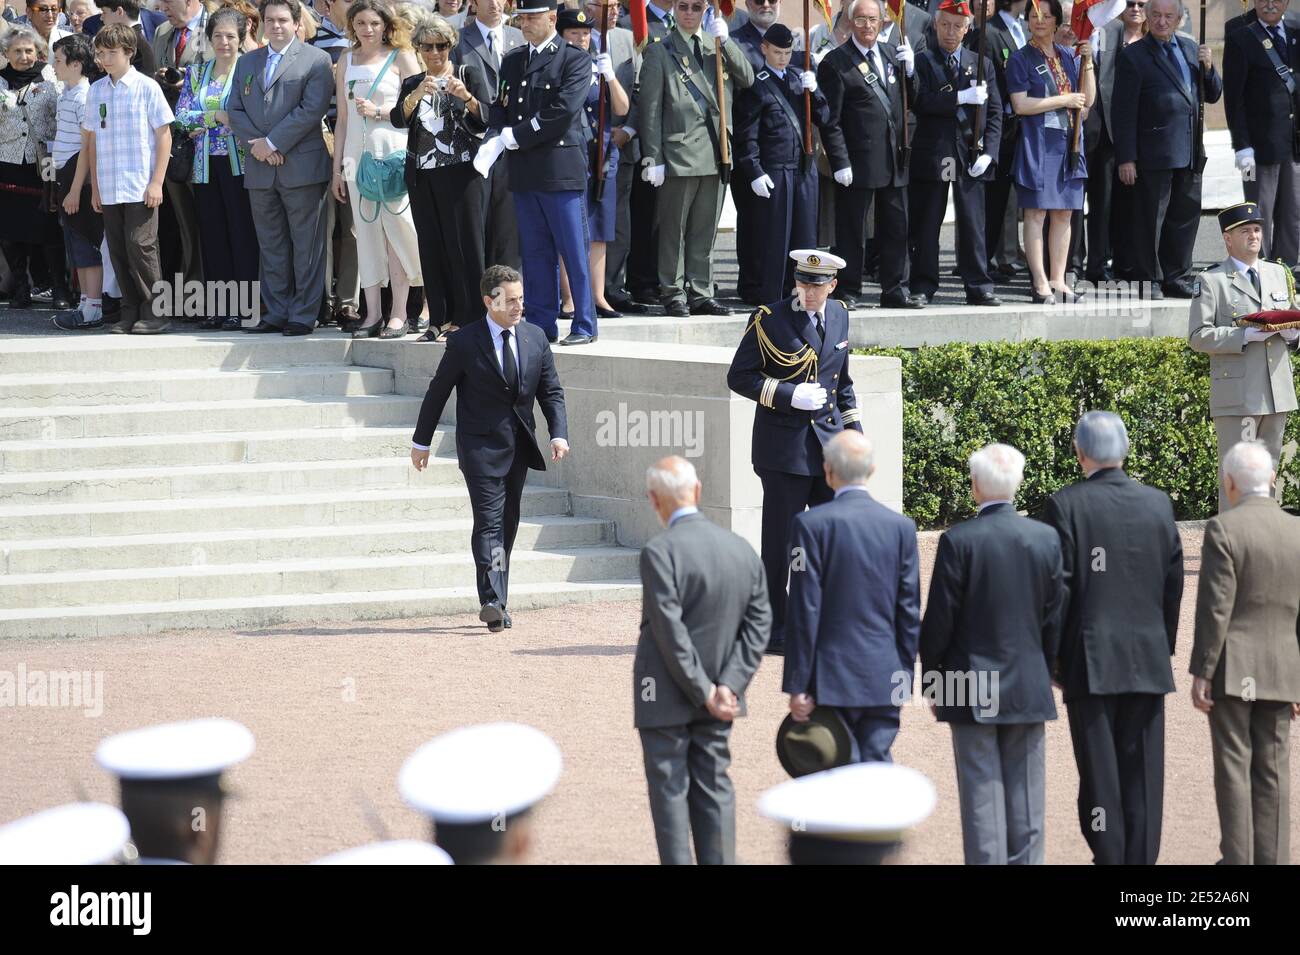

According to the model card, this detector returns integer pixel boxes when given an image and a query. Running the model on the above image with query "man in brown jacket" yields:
[1191,439,1300,865]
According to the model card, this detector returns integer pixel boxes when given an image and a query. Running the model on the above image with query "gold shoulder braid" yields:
[1280,258,1297,308]
[744,306,818,383]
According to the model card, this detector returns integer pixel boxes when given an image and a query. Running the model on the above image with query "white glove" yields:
[473,135,506,178]
[957,82,988,106]
[968,154,993,177]
[500,126,519,150]
[751,174,774,198]
[1280,328,1300,342]
[898,39,915,77]
[643,162,666,187]
[595,52,615,81]
[1235,147,1256,174]
[709,16,729,41]
[833,167,853,187]
[1244,326,1278,343]
[800,70,818,93]
[791,382,828,411]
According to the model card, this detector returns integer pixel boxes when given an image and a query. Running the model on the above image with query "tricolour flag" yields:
[1070,0,1126,41]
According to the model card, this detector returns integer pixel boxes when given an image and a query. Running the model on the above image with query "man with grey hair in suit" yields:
[1040,411,1184,865]
[228,0,335,334]
[1191,440,1300,865]
[635,455,771,865]
[921,442,1064,864]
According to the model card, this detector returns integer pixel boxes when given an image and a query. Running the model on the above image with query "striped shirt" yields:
[53,79,88,170]
[82,68,174,206]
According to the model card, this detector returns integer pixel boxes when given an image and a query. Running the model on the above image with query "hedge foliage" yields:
[861,339,1300,529]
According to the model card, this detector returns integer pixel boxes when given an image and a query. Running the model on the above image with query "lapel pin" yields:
[98,102,107,127]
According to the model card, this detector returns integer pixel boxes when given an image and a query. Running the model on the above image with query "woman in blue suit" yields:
[1007,0,1094,304]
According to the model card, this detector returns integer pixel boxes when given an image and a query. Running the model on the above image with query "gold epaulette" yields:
[743,305,818,386]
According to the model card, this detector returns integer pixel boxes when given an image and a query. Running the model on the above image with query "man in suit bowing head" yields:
[635,456,771,865]
[410,265,570,633]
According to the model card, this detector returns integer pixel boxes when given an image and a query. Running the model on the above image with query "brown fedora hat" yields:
[776,707,854,778]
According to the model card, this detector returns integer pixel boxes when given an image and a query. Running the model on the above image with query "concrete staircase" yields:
[0,334,641,638]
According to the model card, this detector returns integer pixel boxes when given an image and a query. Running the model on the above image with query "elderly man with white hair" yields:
[920,443,1065,864]
[634,455,771,865]
[784,430,921,764]
[1191,440,1300,866]
[1040,410,1184,865]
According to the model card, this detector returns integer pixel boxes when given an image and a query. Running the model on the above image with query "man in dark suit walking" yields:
[818,0,925,308]
[921,443,1064,865]
[784,430,921,763]
[1040,411,1184,865]
[635,456,771,865]
[1224,0,1300,268]
[1112,0,1222,299]
[410,265,570,632]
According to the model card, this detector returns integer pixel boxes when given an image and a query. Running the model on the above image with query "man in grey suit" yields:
[453,0,524,270]
[1191,440,1300,865]
[635,456,771,865]
[228,0,334,334]
[920,443,1064,865]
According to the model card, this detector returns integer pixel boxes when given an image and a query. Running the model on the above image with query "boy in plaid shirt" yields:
[82,23,173,334]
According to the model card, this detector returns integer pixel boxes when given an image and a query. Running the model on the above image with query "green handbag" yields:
[354,50,409,222]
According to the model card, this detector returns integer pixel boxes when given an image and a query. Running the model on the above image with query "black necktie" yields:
[501,329,519,396]
[1249,267,1261,298]
[693,35,705,71]
[1270,25,1285,50]
[947,51,960,80]
[868,48,884,84]
[810,312,824,348]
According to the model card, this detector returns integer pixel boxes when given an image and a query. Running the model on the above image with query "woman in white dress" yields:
[331,0,423,338]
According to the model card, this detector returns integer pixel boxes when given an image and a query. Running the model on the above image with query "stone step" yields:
[0,484,570,540]
[0,333,356,376]
[0,364,395,407]
[0,578,642,639]
[0,394,423,441]
[0,456,461,505]
[0,515,616,574]
[0,427,447,473]
[0,547,640,609]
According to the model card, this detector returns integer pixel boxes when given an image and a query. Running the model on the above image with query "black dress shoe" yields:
[689,298,731,316]
[503,611,513,629]
[607,293,645,313]
[199,316,224,330]
[966,291,1002,306]
[559,333,596,346]
[630,288,660,306]
[283,323,314,336]
[130,316,171,334]
[480,600,505,632]
[1030,289,1056,305]
[244,321,282,333]
[222,317,243,331]
[880,292,926,309]
[51,292,74,311]
[595,305,623,319]
[664,301,690,318]
[1161,280,1197,299]
[351,320,382,339]
[836,292,864,308]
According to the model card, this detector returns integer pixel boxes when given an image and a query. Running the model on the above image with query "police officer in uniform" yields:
[909,0,1001,305]
[1188,201,1300,508]
[734,24,830,305]
[727,250,864,654]
[475,0,598,345]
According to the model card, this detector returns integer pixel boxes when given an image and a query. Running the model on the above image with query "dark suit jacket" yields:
[919,503,1064,724]
[634,513,771,728]
[489,36,592,192]
[452,22,524,97]
[733,66,830,179]
[912,45,1002,180]
[389,66,491,190]
[818,39,915,189]
[1224,18,1300,164]
[967,10,1021,165]
[1112,32,1223,170]
[1085,18,1128,148]
[1039,468,1184,702]
[83,9,166,43]
[783,490,921,708]
[411,320,568,478]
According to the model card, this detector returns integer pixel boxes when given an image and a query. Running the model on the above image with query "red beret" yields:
[938,0,973,14]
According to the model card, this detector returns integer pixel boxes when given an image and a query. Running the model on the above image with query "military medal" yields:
[98,102,106,128]
[1264,38,1274,49]
[243,75,252,95]
[348,79,356,99]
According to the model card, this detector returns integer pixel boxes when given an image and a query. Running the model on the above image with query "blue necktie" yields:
[1164,41,1188,92]
[264,51,280,87]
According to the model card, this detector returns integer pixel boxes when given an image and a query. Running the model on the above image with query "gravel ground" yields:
[3,524,1295,865]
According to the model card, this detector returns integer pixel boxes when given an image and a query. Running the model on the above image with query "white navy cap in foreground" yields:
[399,723,562,823]
[95,718,255,781]
[0,803,130,865]
[758,762,936,841]
[311,840,454,866]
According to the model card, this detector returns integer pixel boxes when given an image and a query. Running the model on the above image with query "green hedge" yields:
[860,339,1300,529]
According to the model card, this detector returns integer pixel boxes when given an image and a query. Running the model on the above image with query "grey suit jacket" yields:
[227,41,335,190]
[634,513,771,729]
[153,12,212,71]
[595,25,641,165]
[453,22,525,100]
[1192,495,1300,702]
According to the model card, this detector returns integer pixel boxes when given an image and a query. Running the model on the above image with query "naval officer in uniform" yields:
[1188,201,1300,507]
[726,250,863,655]
[733,23,831,306]
[474,0,598,345]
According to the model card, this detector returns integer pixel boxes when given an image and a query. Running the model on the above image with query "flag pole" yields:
[714,0,732,181]
[974,0,988,154]
[898,0,911,170]
[595,0,610,201]
[804,0,813,154]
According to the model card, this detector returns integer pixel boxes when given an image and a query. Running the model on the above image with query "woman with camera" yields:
[389,14,489,342]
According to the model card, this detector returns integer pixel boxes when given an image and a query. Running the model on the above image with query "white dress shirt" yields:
[851,35,885,80]
[833,484,870,498]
